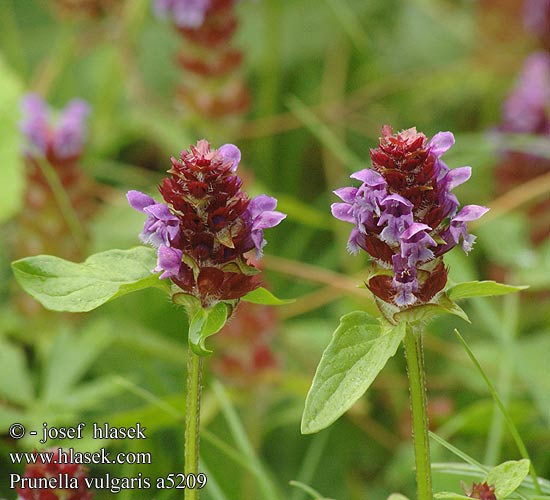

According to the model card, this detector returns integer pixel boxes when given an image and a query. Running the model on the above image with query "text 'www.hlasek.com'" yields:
[7,421,207,494]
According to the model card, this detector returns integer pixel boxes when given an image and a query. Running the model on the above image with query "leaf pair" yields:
[11,247,293,356]
[301,312,405,434]
[301,280,527,434]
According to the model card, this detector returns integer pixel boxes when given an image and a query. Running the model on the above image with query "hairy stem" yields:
[404,324,432,500]
[185,350,203,500]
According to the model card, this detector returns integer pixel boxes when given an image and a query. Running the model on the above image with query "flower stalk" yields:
[185,350,203,500]
[403,324,432,500]
[328,126,488,496]
[128,140,285,498]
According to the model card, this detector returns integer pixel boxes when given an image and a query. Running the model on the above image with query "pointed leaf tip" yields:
[447,281,528,301]
[241,287,294,305]
[188,302,228,356]
[301,312,405,434]
[486,459,530,499]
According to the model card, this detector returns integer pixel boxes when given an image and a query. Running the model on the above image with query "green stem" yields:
[185,350,203,500]
[403,325,432,500]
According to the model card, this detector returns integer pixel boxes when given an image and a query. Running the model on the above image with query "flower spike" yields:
[332,126,488,309]
[128,140,285,307]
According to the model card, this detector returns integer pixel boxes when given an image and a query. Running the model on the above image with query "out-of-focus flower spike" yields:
[464,481,496,500]
[16,447,94,500]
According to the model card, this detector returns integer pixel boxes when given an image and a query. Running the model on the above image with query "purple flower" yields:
[378,195,414,244]
[436,166,472,219]
[428,131,455,179]
[502,52,550,135]
[352,170,387,227]
[400,223,436,266]
[445,205,490,253]
[245,195,286,257]
[428,131,455,157]
[392,255,418,307]
[52,100,91,159]
[20,94,49,156]
[19,94,90,161]
[127,190,181,247]
[155,245,184,279]
[332,126,488,309]
[153,0,212,28]
[331,187,357,223]
[332,171,386,223]
[346,227,363,255]
[218,143,241,172]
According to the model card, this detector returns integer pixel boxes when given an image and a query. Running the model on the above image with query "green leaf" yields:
[0,55,24,224]
[301,312,405,434]
[447,281,528,301]
[434,493,471,500]
[241,287,295,306]
[188,302,228,356]
[11,247,169,312]
[395,296,470,324]
[485,459,530,499]
[387,495,411,500]
[380,292,470,325]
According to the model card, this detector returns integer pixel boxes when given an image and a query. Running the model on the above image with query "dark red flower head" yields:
[465,481,497,500]
[128,140,285,307]
[16,448,93,500]
[332,126,488,309]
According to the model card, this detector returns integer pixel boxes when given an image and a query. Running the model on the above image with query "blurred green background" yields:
[1,0,549,499]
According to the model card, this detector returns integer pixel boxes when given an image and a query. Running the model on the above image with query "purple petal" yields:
[428,131,455,157]
[127,190,157,212]
[154,0,212,28]
[391,254,418,307]
[444,166,472,191]
[218,143,241,171]
[346,228,362,255]
[144,202,177,221]
[380,194,413,209]
[254,211,286,230]
[155,245,183,279]
[502,52,550,133]
[52,99,90,159]
[20,94,49,155]
[351,169,386,186]
[248,195,277,216]
[331,202,355,223]
[400,223,432,240]
[333,187,357,203]
[453,204,490,223]
[251,231,265,256]
[400,223,436,265]
[62,99,91,122]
